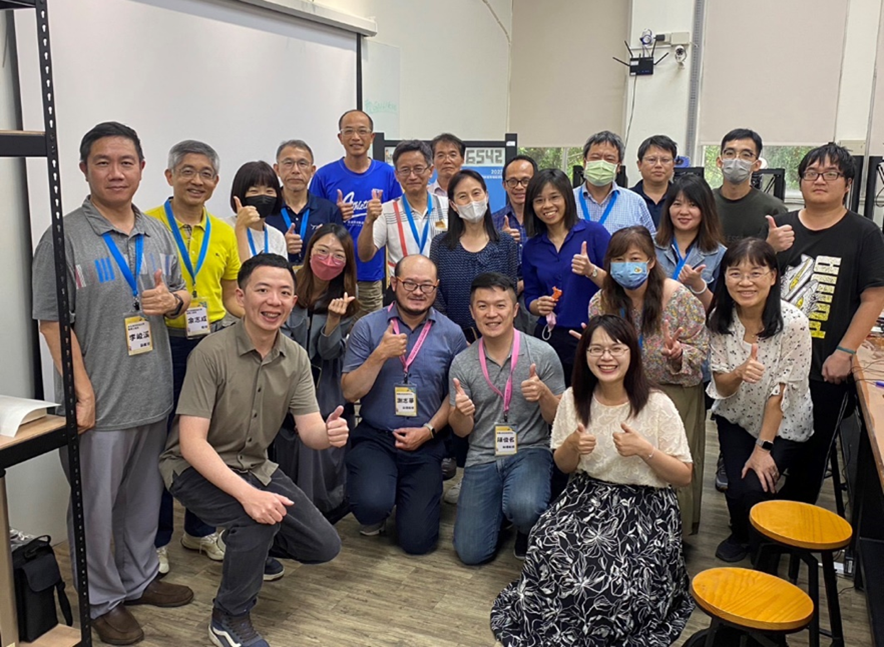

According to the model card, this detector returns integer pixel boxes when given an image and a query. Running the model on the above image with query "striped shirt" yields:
[372,194,449,280]
[572,182,656,236]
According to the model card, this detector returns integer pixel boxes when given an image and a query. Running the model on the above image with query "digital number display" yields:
[465,147,505,167]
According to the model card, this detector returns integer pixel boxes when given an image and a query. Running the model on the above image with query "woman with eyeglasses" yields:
[588,226,708,534]
[492,314,694,647]
[275,223,360,522]
[707,238,813,562]
[429,170,519,342]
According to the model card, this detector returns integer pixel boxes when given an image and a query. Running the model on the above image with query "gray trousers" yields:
[169,466,341,616]
[60,421,166,618]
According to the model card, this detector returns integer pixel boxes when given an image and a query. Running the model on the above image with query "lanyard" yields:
[102,232,144,309]
[281,207,293,231]
[398,193,433,255]
[579,189,618,226]
[247,228,269,257]
[163,200,211,296]
[281,207,311,240]
[389,305,434,381]
[478,332,522,422]
[672,240,692,280]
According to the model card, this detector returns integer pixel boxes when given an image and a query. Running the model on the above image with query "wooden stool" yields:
[750,500,853,647]
[687,567,813,646]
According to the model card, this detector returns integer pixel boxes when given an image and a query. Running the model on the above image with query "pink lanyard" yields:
[478,332,521,422]
[389,305,433,381]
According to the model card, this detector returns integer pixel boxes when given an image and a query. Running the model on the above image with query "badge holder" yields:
[394,383,418,418]
[185,295,210,338]
[125,300,153,356]
[494,422,518,456]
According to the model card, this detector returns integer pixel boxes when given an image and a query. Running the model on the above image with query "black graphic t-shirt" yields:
[776,210,884,381]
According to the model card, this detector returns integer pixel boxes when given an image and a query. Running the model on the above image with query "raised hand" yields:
[501,219,521,244]
[569,321,588,341]
[678,263,707,293]
[328,292,356,319]
[570,422,596,456]
[736,343,765,384]
[337,189,355,222]
[660,320,685,363]
[374,322,408,361]
[326,405,349,448]
[453,378,476,417]
[613,422,652,458]
[520,363,546,403]
[285,224,303,255]
[233,196,260,230]
[766,215,794,252]
[571,241,596,277]
[141,269,175,316]
[366,189,383,222]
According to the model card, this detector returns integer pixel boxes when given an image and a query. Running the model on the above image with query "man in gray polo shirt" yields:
[449,273,565,563]
[159,253,348,647]
[32,122,194,646]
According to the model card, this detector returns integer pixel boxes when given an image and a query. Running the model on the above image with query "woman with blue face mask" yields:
[588,226,708,535]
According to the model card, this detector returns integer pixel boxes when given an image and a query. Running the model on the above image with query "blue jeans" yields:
[453,448,553,565]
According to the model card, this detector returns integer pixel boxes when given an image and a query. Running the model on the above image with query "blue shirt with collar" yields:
[492,204,527,259]
[572,182,657,236]
[630,180,673,229]
[522,219,611,330]
[265,192,343,266]
[654,238,727,292]
[343,303,468,431]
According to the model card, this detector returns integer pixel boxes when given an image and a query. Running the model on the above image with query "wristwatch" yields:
[423,422,436,438]
[590,266,599,279]
[755,438,774,452]
[165,293,185,318]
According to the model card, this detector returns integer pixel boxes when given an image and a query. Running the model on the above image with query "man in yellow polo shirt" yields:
[146,140,242,575]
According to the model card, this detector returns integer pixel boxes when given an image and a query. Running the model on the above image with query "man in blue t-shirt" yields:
[311,110,402,317]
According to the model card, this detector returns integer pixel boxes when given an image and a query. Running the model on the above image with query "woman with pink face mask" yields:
[275,223,359,523]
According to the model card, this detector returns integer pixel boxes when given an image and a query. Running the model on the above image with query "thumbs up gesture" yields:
[285,224,303,255]
[765,215,794,252]
[520,363,547,403]
[678,263,707,294]
[736,343,765,384]
[233,196,260,232]
[325,405,350,448]
[501,218,521,243]
[336,189,355,222]
[374,321,408,361]
[452,378,476,417]
[613,422,652,457]
[660,319,685,363]
[140,269,176,317]
[571,240,596,278]
[570,422,597,456]
[366,189,383,223]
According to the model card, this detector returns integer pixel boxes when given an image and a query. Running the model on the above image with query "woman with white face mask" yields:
[429,170,519,343]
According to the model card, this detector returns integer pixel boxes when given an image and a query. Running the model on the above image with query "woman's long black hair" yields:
[442,170,498,250]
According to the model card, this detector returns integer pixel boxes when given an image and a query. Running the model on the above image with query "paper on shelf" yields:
[0,395,59,437]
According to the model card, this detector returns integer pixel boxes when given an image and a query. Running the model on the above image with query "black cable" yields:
[623,75,638,151]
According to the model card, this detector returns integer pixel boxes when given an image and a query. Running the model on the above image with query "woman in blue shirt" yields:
[522,168,610,384]
[430,170,519,342]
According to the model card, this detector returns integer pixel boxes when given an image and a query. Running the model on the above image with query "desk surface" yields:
[0,415,66,453]
[855,341,884,490]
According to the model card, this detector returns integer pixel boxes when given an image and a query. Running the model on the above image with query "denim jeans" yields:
[453,448,553,565]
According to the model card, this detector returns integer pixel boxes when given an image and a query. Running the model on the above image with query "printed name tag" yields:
[185,299,210,338]
[495,424,518,456]
[394,384,418,417]
[125,316,153,356]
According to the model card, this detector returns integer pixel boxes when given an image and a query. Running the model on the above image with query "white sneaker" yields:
[181,531,226,561]
[157,546,169,575]
[444,480,461,505]
[359,520,386,536]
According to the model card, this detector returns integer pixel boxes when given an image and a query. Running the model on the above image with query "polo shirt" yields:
[630,180,673,228]
[343,304,468,431]
[264,192,343,266]
[572,182,656,236]
[372,194,449,280]
[32,197,186,431]
[145,201,240,328]
[159,320,319,488]
[449,333,565,467]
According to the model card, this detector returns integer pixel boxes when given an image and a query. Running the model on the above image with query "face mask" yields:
[721,158,754,184]
[242,194,276,219]
[310,254,345,281]
[610,261,649,290]
[457,199,488,223]
[583,160,618,187]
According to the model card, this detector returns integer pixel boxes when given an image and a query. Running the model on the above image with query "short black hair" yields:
[338,109,374,131]
[502,154,538,179]
[229,161,283,214]
[720,128,763,157]
[470,272,517,301]
[431,133,465,158]
[797,142,856,183]
[392,139,433,167]
[276,139,314,162]
[582,130,624,163]
[637,135,678,161]
[524,168,578,238]
[79,121,143,163]
[237,253,294,289]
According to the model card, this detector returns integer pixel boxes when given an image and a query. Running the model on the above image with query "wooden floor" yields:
[54,418,874,646]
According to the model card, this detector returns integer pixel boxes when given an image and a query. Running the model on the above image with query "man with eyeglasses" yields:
[714,128,787,245]
[311,110,402,317]
[573,130,655,235]
[631,135,678,228]
[429,133,465,198]
[267,139,342,269]
[767,142,884,506]
[146,140,243,574]
[357,140,448,295]
[341,255,468,553]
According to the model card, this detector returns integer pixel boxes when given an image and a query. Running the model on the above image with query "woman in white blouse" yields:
[492,314,694,647]
[707,238,813,563]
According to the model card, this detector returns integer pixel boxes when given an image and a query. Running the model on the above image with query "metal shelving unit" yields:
[0,0,91,645]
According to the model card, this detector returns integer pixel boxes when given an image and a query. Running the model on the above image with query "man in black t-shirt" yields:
[766,143,884,504]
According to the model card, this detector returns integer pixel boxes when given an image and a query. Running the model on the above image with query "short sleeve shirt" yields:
[159,321,319,488]
[713,187,788,245]
[373,195,449,281]
[222,216,288,260]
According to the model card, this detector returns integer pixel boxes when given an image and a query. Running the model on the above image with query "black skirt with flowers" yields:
[491,474,693,646]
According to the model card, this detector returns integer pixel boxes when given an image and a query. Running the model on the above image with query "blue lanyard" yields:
[247,228,269,257]
[102,232,144,308]
[163,200,211,296]
[672,240,692,279]
[579,189,619,226]
[401,193,433,254]
[281,207,311,239]
[281,207,293,230]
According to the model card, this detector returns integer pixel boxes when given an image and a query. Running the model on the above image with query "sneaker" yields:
[715,534,749,563]
[513,532,529,560]
[441,457,457,481]
[209,608,269,647]
[263,557,285,582]
[157,546,169,575]
[444,480,461,505]
[182,531,226,561]
[359,520,386,536]
[715,454,728,492]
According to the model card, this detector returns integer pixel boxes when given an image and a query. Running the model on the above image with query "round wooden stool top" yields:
[750,500,852,551]
[692,567,814,632]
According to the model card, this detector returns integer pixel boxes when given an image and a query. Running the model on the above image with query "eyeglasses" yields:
[724,269,771,283]
[721,149,757,161]
[504,177,532,188]
[396,279,438,294]
[396,166,429,178]
[313,247,346,264]
[341,128,372,137]
[587,345,629,358]
[801,170,843,182]
[176,167,216,181]
[642,157,674,166]
[278,159,312,171]
[434,151,462,161]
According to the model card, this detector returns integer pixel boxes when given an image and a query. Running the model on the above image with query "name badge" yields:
[125,316,153,356]
[435,220,447,230]
[185,299,210,338]
[395,384,418,417]
[495,424,518,456]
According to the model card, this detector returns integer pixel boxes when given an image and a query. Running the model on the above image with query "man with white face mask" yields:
[573,130,656,236]
[714,128,787,245]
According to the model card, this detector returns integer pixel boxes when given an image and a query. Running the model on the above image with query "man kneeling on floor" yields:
[159,254,348,647]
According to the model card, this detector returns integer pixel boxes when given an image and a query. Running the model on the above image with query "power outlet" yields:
[838,139,866,155]
[657,32,690,45]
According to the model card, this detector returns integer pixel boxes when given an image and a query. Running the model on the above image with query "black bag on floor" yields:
[12,535,73,642]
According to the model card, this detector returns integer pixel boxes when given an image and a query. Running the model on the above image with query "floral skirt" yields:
[491,475,694,646]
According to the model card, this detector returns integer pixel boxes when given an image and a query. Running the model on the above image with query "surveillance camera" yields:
[674,45,686,58]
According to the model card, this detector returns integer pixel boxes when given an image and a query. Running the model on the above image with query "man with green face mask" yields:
[573,130,656,237]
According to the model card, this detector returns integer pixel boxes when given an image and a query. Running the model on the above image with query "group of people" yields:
[31,111,884,646]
